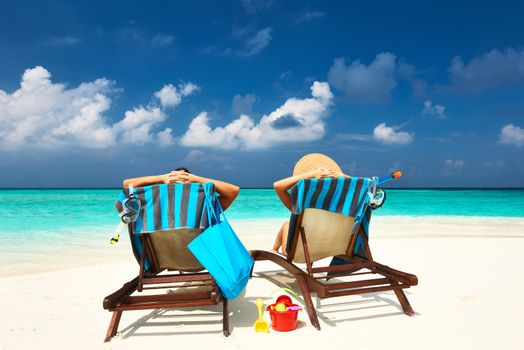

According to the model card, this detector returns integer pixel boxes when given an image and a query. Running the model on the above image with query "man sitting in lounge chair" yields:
[123,167,240,210]
[104,167,240,341]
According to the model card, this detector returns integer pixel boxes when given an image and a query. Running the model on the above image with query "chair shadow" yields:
[117,281,246,339]
[254,269,419,328]
[117,281,293,339]
[115,269,419,340]
[118,306,229,339]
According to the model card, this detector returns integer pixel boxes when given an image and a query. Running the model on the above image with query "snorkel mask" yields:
[120,193,141,224]
[110,190,142,245]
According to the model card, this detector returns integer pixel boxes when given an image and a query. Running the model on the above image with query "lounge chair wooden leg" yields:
[296,275,321,330]
[394,289,415,316]
[222,298,230,336]
[104,310,122,342]
[137,236,147,292]
[249,262,255,278]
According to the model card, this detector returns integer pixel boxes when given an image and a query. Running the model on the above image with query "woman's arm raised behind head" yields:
[273,168,339,211]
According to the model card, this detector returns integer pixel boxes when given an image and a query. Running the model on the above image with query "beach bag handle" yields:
[202,182,231,226]
[188,182,254,299]
[202,182,220,224]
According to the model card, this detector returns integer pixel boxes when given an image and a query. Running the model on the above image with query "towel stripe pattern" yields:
[114,182,217,234]
[287,177,374,258]
[114,183,218,271]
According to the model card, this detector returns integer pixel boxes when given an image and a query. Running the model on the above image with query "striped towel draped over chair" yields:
[287,177,374,258]
[114,182,218,270]
[115,182,217,234]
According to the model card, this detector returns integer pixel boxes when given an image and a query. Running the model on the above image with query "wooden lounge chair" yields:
[103,183,229,342]
[250,177,418,330]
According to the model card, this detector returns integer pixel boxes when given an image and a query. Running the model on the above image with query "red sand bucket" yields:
[266,295,301,331]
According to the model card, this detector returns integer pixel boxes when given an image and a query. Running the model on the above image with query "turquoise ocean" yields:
[1,189,523,275]
[2,188,523,243]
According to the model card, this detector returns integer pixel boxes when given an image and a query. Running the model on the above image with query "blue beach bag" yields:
[188,184,253,299]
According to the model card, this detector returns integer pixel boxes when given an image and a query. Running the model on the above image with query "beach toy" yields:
[275,303,287,312]
[275,295,293,305]
[266,295,302,332]
[254,298,269,333]
[269,287,302,301]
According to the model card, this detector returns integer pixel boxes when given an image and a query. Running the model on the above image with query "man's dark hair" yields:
[175,166,191,174]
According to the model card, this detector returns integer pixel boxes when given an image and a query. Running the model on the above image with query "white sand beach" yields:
[1,217,524,349]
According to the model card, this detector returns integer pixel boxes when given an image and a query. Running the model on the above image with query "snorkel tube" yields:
[369,171,402,211]
[110,185,142,245]
[378,171,402,185]
[350,171,402,234]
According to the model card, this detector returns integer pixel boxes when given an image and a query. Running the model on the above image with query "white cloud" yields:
[240,0,273,14]
[328,52,397,103]
[157,128,174,146]
[398,62,428,97]
[207,26,272,58]
[185,149,207,163]
[444,48,524,92]
[389,160,402,173]
[184,150,234,170]
[180,113,254,149]
[279,70,293,80]
[422,100,446,119]
[232,94,257,115]
[154,82,199,108]
[411,79,428,97]
[441,159,465,176]
[241,27,272,57]
[333,133,373,142]
[180,81,333,150]
[0,66,192,151]
[119,26,174,49]
[0,66,116,150]
[112,106,167,145]
[150,34,174,48]
[499,123,524,147]
[231,23,255,39]
[482,160,505,168]
[373,123,414,145]
[430,131,477,144]
[180,82,199,96]
[45,36,81,46]
[295,9,326,24]
[222,163,235,171]
[444,159,464,169]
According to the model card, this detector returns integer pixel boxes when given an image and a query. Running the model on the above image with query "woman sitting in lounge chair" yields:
[123,167,240,210]
[271,154,348,255]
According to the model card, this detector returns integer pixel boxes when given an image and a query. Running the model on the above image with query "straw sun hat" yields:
[292,153,342,176]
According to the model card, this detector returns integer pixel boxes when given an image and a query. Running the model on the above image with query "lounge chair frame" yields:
[251,213,418,330]
[103,230,229,342]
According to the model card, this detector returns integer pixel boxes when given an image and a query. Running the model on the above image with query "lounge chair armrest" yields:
[103,277,139,310]
[374,262,418,286]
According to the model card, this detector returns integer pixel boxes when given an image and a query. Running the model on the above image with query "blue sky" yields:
[1,0,523,188]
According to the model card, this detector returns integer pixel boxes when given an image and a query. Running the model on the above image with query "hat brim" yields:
[293,153,342,176]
